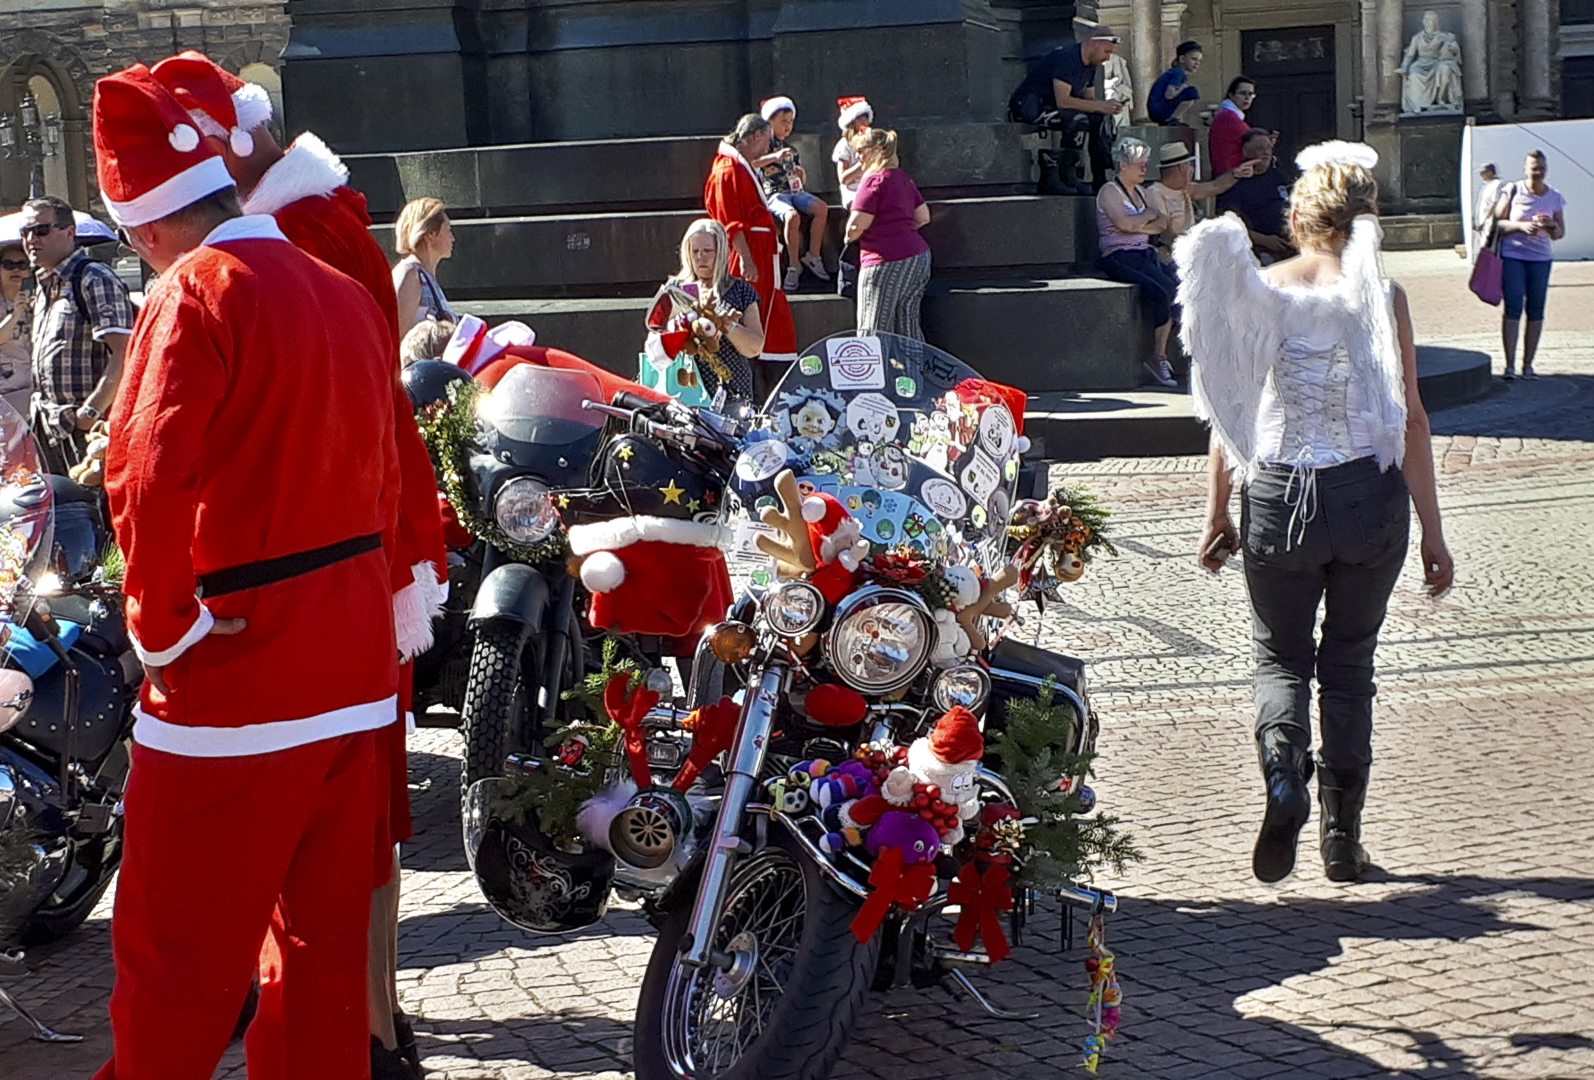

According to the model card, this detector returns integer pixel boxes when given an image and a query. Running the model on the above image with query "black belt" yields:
[197,533,383,599]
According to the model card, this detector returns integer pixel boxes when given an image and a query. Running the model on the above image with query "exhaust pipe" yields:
[608,786,692,870]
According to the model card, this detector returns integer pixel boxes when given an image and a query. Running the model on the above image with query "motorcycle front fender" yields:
[468,562,551,632]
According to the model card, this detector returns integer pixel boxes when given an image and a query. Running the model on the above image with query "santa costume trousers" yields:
[93,730,379,1080]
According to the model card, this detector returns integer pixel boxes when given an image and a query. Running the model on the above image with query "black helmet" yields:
[403,360,473,412]
[465,777,614,935]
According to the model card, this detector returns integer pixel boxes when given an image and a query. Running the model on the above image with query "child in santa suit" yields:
[93,65,402,1080]
[150,52,447,1075]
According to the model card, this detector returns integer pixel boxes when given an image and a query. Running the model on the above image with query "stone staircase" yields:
[347,124,1154,392]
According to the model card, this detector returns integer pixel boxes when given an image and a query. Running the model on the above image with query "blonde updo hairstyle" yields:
[1288,161,1379,250]
[855,128,900,171]
[395,196,450,257]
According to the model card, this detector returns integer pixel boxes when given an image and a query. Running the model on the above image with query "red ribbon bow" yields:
[849,847,938,944]
[949,861,1013,964]
[670,696,741,792]
[604,673,660,788]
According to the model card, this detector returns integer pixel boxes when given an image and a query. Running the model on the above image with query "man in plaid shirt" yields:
[19,195,136,472]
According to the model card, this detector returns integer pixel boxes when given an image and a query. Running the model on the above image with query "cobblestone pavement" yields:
[5,257,1594,1079]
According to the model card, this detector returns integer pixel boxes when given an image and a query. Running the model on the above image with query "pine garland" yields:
[1049,483,1118,561]
[984,681,1141,890]
[414,379,569,565]
[494,637,635,846]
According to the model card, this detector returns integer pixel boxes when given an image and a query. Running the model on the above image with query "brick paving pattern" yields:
[4,254,1594,1078]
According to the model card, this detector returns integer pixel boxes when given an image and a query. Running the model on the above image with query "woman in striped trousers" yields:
[845,129,933,340]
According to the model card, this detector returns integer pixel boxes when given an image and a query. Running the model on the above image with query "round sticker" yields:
[735,439,790,483]
[977,404,1016,460]
[846,393,902,444]
[799,354,824,376]
[920,478,967,520]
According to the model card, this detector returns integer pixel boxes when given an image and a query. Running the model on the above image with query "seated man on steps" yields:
[1007,24,1124,195]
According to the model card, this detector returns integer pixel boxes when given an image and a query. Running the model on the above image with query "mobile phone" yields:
[1204,532,1234,566]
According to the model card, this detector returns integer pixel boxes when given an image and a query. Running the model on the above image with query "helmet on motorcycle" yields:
[465,777,615,935]
[402,360,473,412]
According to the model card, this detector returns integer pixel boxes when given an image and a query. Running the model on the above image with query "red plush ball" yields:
[805,684,869,728]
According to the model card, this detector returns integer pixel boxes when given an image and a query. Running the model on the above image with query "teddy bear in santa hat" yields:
[800,490,871,603]
[907,705,985,846]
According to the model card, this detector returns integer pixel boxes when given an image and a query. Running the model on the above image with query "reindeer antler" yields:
[755,470,818,577]
[957,561,1020,653]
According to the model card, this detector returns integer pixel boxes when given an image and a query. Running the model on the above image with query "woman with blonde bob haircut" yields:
[845,128,932,340]
[392,196,456,329]
[659,218,765,403]
[1177,141,1453,886]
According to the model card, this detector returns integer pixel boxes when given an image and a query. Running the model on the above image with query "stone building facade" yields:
[0,0,288,212]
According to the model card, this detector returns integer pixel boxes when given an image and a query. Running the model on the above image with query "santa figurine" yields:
[907,706,985,846]
[801,490,869,603]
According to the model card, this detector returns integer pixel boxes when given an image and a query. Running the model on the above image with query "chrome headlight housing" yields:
[761,580,826,637]
[931,664,991,714]
[494,477,559,544]
[824,587,934,694]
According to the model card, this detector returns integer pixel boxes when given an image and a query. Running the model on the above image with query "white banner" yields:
[1461,118,1594,261]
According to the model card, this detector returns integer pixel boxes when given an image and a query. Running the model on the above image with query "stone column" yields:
[1460,0,1489,104]
[1376,0,1404,116]
[1521,0,1553,113]
[1130,0,1161,122]
[1160,2,1188,70]
[1360,0,1380,114]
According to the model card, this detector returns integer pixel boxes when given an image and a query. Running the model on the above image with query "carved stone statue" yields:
[1397,11,1464,115]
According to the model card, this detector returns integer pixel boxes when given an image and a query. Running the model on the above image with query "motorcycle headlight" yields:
[932,664,991,714]
[761,580,825,637]
[494,478,559,544]
[824,587,933,695]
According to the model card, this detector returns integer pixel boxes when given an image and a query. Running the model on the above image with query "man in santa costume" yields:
[149,52,445,1076]
[92,64,401,1080]
[704,113,798,402]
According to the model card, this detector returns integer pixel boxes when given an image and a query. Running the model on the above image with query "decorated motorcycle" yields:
[466,334,1135,1080]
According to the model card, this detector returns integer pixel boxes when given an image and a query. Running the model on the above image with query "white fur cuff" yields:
[394,561,449,662]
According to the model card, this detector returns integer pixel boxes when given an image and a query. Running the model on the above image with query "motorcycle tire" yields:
[19,842,117,946]
[458,620,535,823]
[633,832,878,1080]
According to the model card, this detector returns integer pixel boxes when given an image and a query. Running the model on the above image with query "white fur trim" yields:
[801,496,827,523]
[104,155,235,227]
[394,561,449,662]
[133,694,397,758]
[168,124,199,154]
[187,109,229,141]
[567,516,730,556]
[241,132,349,216]
[229,128,255,157]
[838,101,872,131]
[232,81,274,133]
[1296,140,1378,173]
[761,96,796,121]
[130,605,214,667]
[201,214,288,246]
[580,551,626,593]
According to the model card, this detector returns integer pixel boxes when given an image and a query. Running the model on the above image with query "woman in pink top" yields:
[844,129,932,340]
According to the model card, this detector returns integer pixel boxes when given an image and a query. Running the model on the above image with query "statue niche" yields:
[1397,10,1463,115]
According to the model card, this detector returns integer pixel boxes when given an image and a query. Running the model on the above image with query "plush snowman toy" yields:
[906,705,985,846]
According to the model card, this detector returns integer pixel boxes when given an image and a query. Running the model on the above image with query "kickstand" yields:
[942,968,1040,1021]
[0,984,84,1043]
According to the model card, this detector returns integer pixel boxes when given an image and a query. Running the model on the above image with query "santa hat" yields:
[92,64,236,228]
[569,517,734,639]
[442,314,536,376]
[837,96,873,131]
[954,377,1032,454]
[928,706,985,764]
[761,96,796,121]
[151,52,270,158]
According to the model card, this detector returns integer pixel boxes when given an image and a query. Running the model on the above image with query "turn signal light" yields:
[709,621,757,664]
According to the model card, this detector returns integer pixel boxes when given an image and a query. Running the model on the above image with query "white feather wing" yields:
[1173,215,1286,472]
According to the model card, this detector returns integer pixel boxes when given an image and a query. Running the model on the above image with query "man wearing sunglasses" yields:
[18,195,136,474]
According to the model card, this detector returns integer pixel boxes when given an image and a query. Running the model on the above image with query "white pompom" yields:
[1014,435,1031,454]
[581,551,626,593]
[229,128,255,157]
[168,124,200,153]
[801,496,828,523]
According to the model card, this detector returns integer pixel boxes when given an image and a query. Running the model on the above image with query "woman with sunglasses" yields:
[0,241,34,418]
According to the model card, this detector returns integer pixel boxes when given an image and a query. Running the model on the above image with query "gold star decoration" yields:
[660,479,686,505]
[617,445,634,463]
[557,494,570,508]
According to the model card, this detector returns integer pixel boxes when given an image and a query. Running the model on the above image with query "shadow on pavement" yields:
[1431,373,1594,442]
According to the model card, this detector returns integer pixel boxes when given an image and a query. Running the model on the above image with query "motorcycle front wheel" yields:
[634,833,878,1080]
[458,620,534,824]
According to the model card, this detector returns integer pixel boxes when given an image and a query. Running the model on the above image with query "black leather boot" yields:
[1252,729,1313,883]
[1038,148,1091,196]
[1318,764,1372,882]
[373,1035,419,1080]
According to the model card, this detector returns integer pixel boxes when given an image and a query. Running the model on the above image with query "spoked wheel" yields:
[634,834,877,1080]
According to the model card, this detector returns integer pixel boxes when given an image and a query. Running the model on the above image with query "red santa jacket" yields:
[242,133,448,660]
[703,144,797,360]
[106,215,401,756]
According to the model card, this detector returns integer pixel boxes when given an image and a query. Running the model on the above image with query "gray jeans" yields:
[1241,457,1409,772]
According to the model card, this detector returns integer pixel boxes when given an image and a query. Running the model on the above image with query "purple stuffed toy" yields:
[864,809,942,864]
[810,759,878,811]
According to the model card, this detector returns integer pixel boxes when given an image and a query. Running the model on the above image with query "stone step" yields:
[375,194,1099,300]
[1381,213,1464,251]
[1024,345,1494,462]
[456,275,1147,394]
[345,123,1039,219]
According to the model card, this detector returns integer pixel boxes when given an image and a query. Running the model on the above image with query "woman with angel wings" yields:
[1175,142,1454,885]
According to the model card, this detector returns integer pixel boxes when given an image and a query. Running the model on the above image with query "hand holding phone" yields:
[1201,528,1236,572]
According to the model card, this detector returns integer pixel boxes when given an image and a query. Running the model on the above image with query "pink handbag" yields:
[1469,242,1504,306]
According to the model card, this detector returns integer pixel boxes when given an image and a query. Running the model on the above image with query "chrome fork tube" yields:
[680,660,787,968]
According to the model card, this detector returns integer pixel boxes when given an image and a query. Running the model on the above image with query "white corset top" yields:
[1253,305,1379,469]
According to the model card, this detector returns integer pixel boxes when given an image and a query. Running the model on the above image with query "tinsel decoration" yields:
[983,681,1140,891]
[1080,910,1121,1073]
[415,378,569,565]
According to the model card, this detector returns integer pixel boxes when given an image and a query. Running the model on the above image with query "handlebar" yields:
[582,398,734,456]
